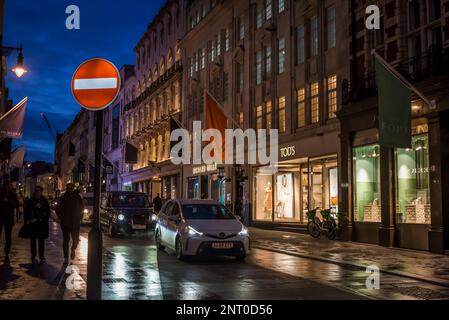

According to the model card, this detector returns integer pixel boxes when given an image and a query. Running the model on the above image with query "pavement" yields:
[0,221,86,300]
[250,228,449,287]
[1,222,449,300]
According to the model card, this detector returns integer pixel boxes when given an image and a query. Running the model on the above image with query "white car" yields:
[155,199,250,260]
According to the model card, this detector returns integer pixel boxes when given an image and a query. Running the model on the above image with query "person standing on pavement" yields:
[153,193,162,213]
[17,191,25,223]
[0,180,19,264]
[24,186,51,264]
[56,183,84,265]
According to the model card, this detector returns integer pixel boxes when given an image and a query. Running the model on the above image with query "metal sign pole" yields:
[87,110,104,300]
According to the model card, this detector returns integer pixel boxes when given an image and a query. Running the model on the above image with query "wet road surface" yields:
[82,229,449,300]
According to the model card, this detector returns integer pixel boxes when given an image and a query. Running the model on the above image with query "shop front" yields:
[184,163,227,204]
[338,99,443,252]
[251,132,340,227]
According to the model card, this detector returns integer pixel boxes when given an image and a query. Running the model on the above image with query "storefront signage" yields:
[192,163,218,175]
[280,146,296,159]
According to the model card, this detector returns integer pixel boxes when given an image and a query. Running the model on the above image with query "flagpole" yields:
[372,50,436,110]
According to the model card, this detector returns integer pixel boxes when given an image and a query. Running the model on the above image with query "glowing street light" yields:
[1,46,27,78]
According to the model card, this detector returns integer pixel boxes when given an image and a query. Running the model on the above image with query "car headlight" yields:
[186,226,203,236]
[238,226,249,236]
[83,209,89,214]
[151,214,158,222]
[117,214,126,221]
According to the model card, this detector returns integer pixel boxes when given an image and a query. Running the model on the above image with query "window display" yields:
[275,173,293,219]
[253,168,273,221]
[395,135,431,224]
[187,177,199,199]
[253,155,338,224]
[353,144,381,222]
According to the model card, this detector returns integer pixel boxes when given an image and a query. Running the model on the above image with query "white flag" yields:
[0,97,28,139]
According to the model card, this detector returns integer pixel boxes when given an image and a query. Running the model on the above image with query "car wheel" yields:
[108,222,117,238]
[175,236,185,260]
[155,229,165,251]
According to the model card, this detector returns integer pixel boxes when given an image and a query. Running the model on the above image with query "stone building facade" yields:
[338,0,449,253]
[181,0,350,223]
[121,0,187,201]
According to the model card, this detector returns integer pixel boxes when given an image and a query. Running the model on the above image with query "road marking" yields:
[74,78,118,90]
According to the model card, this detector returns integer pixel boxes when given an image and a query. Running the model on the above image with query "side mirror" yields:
[236,215,242,221]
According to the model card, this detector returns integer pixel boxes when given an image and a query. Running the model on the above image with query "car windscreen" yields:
[181,204,235,220]
[111,194,150,208]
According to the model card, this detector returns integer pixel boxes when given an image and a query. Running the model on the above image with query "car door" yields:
[159,201,173,244]
[165,202,181,247]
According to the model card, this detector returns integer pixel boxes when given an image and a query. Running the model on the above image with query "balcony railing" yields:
[125,60,183,112]
[342,46,449,105]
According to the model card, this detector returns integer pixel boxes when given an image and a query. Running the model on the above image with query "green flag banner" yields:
[375,58,412,149]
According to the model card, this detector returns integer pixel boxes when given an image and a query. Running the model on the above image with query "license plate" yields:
[132,224,146,230]
[212,242,234,249]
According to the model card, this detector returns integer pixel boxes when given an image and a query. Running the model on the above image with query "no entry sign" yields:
[71,58,121,111]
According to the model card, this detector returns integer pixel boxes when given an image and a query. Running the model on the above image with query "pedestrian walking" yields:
[17,191,25,223]
[153,193,162,213]
[0,180,19,265]
[56,183,84,265]
[24,186,51,264]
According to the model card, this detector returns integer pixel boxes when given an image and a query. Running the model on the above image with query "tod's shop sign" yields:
[280,145,296,159]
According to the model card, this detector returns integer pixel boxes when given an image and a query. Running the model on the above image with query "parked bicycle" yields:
[307,208,338,240]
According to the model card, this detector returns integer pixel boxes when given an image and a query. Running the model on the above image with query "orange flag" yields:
[204,91,227,161]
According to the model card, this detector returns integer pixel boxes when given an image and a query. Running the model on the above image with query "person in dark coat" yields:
[56,183,84,264]
[0,180,19,264]
[24,186,51,264]
[153,193,163,212]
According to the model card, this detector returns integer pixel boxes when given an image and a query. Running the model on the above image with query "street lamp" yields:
[1,46,27,78]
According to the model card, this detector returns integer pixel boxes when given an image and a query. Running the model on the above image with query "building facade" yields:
[338,0,449,253]
[121,0,186,202]
[181,0,349,223]
[103,65,136,192]
[54,110,96,194]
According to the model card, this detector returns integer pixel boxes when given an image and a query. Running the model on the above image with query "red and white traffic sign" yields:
[71,58,121,111]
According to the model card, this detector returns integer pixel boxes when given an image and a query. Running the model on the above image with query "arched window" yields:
[151,100,157,123]
[165,130,171,160]
[148,69,152,85]
[151,138,156,162]
[160,57,165,75]
[175,42,181,62]
[167,49,173,69]
[139,144,144,169]
[157,134,163,162]
[145,141,150,168]
[153,64,159,79]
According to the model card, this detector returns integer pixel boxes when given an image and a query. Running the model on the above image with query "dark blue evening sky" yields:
[3,0,165,163]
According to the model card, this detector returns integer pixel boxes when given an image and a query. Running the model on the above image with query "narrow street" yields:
[2,222,449,300]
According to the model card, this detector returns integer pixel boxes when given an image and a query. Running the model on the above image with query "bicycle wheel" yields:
[307,221,321,238]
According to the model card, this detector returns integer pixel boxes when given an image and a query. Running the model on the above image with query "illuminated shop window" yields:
[353,144,381,222]
[395,135,431,224]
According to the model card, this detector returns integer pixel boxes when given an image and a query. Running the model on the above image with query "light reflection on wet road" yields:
[82,230,449,300]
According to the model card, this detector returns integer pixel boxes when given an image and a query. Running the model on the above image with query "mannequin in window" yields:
[277,175,291,218]
[263,182,272,219]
